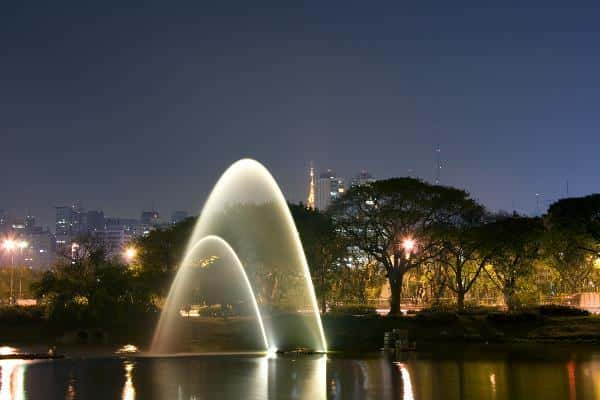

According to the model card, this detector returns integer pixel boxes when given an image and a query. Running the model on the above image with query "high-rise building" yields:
[55,202,85,237]
[315,170,345,211]
[105,218,140,236]
[0,209,6,233]
[351,171,375,187]
[85,210,105,233]
[140,210,160,236]
[70,201,84,234]
[55,206,72,236]
[101,218,140,256]
[24,215,36,232]
[25,230,56,270]
[171,211,189,225]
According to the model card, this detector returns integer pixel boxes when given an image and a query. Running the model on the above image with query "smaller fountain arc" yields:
[151,235,269,353]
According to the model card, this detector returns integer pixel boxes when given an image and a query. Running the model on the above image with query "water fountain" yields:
[151,159,327,354]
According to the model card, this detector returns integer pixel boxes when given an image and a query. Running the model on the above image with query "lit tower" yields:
[306,163,315,210]
[435,146,442,184]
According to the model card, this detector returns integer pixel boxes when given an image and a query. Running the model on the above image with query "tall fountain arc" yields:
[177,158,327,352]
[151,235,269,353]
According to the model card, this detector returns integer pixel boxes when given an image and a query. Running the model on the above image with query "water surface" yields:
[1,344,599,399]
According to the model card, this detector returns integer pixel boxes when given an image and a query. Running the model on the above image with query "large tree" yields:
[483,216,544,310]
[434,209,495,311]
[33,236,155,328]
[546,195,600,257]
[542,227,597,293]
[136,217,196,296]
[330,177,483,315]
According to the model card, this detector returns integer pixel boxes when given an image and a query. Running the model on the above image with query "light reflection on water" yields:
[3,346,600,399]
[122,361,135,400]
[395,363,414,400]
[0,360,27,400]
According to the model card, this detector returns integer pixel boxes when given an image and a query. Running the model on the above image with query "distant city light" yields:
[2,239,16,251]
[17,240,28,249]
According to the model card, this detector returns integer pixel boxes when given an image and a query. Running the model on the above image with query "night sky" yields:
[2,1,600,229]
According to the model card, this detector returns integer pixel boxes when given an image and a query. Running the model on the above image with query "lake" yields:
[1,344,599,399]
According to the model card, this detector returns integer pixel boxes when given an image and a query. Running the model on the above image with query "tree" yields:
[546,195,600,257]
[136,217,196,296]
[483,216,544,310]
[542,228,597,294]
[421,260,451,306]
[333,249,386,305]
[330,177,483,315]
[289,204,345,312]
[33,236,155,328]
[435,212,496,311]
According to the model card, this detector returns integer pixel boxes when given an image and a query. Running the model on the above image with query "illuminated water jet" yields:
[152,159,326,353]
[151,235,268,353]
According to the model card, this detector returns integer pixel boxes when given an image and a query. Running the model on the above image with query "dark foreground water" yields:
[1,344,600,399]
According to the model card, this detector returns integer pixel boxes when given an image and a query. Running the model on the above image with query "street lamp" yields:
[124,246,137,263]
[17,241,28,300]
[2,239,16,304]
[402,238,416,259]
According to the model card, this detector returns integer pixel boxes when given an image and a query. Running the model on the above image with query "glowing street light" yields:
[124,246,137,263]
[17,240,28,250]
[402,238,416,253]
[402,238,416,260]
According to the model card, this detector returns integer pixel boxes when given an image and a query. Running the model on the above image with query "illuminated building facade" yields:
[315,170,345,211]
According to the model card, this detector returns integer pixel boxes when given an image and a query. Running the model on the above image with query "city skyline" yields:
[0,155,587,229]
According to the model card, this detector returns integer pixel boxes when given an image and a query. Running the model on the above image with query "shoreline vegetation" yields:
[2,304,600,352]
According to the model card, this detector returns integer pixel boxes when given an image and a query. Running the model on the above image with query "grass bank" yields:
[324,306,600,351]
[2,305,600,351]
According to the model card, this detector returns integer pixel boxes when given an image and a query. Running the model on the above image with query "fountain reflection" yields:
[121,361,135,400]
[0,359,27,400]
[9,346,600,399]
[396,363,415,400]
[266,354,326,400]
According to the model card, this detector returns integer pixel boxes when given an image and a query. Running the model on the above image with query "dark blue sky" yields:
[2,1,600,228]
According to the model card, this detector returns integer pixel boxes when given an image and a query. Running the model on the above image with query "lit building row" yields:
[307,168,375,211]
[0,205,190,270]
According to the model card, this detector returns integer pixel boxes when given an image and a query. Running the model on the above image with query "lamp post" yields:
[390,236,418,315]
[17,240,28,300]
[2,239,16,304]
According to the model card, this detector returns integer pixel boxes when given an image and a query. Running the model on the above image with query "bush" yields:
[328,304,377,316]
[459,305,502,315]
[415,308,458,322]
[535,304,589,317]
[486,310,540,323]
[0,305,45,324]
